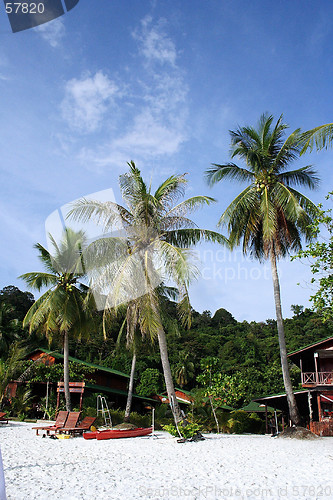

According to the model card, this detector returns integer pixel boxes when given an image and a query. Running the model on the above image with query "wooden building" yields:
[255,336,333,436]
[8,348,154,412]
[154,387,194,406]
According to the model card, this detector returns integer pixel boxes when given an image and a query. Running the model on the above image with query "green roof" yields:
[202,397,234,410]
[175,387,194,396]
[215,403,234,410]
[254,388,311,401]
[288,336,333,356]
[240,401,276,413]
[33,348,130,379]
[84,383,156,402]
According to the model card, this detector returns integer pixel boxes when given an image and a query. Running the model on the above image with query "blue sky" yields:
[0,0,332,322]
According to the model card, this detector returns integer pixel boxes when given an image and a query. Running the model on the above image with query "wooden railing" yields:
[301,371,333,386]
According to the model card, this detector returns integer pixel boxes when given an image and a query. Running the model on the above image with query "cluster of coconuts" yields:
[59,276,74,292]
[255,169,274,193]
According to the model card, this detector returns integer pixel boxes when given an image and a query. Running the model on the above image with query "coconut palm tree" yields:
[205,113,319,425]
[173,351,195,388]
[20,228,97,411]
[68,161,227,424]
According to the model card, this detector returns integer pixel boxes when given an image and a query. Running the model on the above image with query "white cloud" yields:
[133,16,177,66]
[61,72,120,133]
[60,17,188,169]
[36,18,65,48]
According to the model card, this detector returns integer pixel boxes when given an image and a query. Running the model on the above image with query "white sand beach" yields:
[1,422,332,500]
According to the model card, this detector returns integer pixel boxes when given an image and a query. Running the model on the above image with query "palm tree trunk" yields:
[270,249,301,426]
[63,331,71,411]
[156,324,183,425]
[124,350,136,422]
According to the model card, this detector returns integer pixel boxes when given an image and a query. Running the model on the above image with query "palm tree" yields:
[205,113,319,425]
[110,301,140,424]
[20,228,96,411]
[116,285,184,423]
[173,351,195,388]
[68,161,227,424]
[0,303,20,356]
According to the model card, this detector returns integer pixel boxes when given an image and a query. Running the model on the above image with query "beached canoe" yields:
[84,427,153,440]
[83,431,98,440]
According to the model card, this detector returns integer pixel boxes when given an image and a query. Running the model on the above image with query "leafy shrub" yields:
[162,421,202,439]
[153,404,174,429]
[227,410,264,434]
[136,368,162,397]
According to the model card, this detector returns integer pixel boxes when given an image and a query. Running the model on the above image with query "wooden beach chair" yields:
[59,416,97,437]
[32,410,69,436]
[0,412,8,424]
[54,411,81,435]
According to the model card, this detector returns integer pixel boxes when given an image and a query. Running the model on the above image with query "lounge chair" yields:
[32,410,69,436]
[58,416,97,436]
[0,412,8,424]
[54,411,81,434]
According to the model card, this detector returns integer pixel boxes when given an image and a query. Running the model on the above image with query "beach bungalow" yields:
[255,336,333,436]
[7,348,155,412]
[154,387,194,405]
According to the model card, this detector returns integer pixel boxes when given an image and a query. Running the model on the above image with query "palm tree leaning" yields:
[69,161,227,425]
[20,228,96,411]
[206,113,319,426]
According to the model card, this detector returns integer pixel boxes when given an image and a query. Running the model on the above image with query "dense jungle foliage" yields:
[1,284,331,414]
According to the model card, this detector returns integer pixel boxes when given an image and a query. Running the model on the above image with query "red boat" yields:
[83,427,153,440]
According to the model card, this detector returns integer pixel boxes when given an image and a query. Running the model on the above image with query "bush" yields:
[227,410,264,434]
[136,368,162,397]
[162,421,203,440]
[153,404,174,430]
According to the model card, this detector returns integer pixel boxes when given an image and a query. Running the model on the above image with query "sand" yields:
[1,422,332,500]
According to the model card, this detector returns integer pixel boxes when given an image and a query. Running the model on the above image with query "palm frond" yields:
[205,163,254,186]
[154,174,187,207]
[277,166,319,189]
[19,272,58,291]
[272,129,302,171]
[33,243,55,273]
[167,196,216,217]
[300,123,333,154]
[165,228,229,248]
[67,199,133,230]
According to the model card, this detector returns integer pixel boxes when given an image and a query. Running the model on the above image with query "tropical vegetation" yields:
[295,192,333,321]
